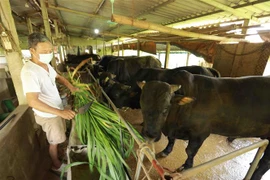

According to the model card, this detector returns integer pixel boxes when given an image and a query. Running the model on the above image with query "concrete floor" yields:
[120,108,270,180]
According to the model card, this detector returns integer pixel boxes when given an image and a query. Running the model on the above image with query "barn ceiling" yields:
[8,0,270,44]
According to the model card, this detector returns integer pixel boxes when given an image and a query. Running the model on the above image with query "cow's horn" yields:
[170,85,181,93]
[137,81,146,89]
[178,97,195,105]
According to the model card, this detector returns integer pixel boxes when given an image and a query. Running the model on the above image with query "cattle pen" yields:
[66,68,270,180]
[2,0,270,180]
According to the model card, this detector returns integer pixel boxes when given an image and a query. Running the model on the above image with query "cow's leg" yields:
[251,139,270,180]
[156,136,175,158]
[177,135,208,172]
[227,137,236,143]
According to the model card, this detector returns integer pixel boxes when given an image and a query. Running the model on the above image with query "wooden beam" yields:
[0,0,26,104]
[94,0,106,14]
[48,4,107,20]
[111,14,248,42]
[199,0,259,23]
[66,24,153,41]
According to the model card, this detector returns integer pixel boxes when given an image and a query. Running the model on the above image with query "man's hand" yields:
[58,108,76,120]
[70,86,79,93]
[56,74,79,93]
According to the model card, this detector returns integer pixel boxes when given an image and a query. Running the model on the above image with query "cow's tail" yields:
[207,67,221,77]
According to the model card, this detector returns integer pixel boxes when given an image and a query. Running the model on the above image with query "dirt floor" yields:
[118,108,270,180]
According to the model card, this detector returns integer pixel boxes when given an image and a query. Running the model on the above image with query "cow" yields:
[65,53,101,64]
[206,67,220,77]
[98,72,140,109]
[107,56,162,84]
[99,66,221,109]
[98,55,136,71]
[129,66,221,98]
[138,71,270,180]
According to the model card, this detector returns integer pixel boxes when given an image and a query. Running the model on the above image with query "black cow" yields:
[131,65,219,85]
[66,53,101,64]
[99,72,140,109]
[139,71,270,180]
[130,66,221,96]
[98,55,137,71]
[100,66,220,109]
[107,56,162,84]
[206,67,220,77]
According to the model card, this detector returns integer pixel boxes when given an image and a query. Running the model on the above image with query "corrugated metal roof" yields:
[7,0,270,42]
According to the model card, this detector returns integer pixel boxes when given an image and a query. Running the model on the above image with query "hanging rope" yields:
[136,143,155,180]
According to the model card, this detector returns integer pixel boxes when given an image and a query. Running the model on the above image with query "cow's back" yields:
[168,72,270,138]
[107,56,162,84]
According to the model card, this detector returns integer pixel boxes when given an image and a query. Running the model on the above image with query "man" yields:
[21,32,77,172]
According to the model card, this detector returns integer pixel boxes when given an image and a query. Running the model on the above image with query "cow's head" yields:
[138,81,181,142]
[98,72,116,88]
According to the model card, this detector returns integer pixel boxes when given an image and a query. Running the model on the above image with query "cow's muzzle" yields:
[142,129,162,142]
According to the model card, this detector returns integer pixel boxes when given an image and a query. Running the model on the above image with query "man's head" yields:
[28,33,53,64]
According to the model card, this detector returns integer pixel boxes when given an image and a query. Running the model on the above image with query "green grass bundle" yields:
[67,68,140,180]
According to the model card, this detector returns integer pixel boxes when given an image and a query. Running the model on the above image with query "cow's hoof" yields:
[156,152,168,158]
[227,137,235,143]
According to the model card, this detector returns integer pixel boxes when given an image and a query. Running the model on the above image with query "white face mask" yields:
[39,53,53,64]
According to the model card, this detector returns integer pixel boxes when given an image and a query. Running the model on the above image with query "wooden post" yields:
[58,46,64,64]
[40,27,44,33]
[186,52,190,66]
[137,40,140,56]
[242,19,250,36]
[164,42,170,68]
[63,46,67,61]
[111,43,113,55]
[40,0,57,68]
[103,40,106,56]
[0,0,26,104]
[40,0,51,39]
[53,19,59,38]
[26,17,33,34]
[117,37,120,56]
[122,41,124,56]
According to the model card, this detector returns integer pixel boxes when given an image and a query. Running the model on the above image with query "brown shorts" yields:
[34,114,66,145]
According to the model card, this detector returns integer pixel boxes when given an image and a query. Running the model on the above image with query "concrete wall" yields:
[0,105,49,180]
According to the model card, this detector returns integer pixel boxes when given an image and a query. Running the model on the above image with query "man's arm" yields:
[26,92,76,120]
[56,74,78,93]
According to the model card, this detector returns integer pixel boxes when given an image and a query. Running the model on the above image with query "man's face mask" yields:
[38,53,53,64]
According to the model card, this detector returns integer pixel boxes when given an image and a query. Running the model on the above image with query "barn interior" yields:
[1,0,270,180]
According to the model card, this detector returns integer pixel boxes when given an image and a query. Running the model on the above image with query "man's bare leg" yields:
[49,144,62,169]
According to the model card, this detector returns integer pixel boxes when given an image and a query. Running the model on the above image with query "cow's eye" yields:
[162,108,168,115]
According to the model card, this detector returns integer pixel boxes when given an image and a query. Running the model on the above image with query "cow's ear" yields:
[170,85,181,93]
[178,97,195,105]
[104,77,109,83]
[137,81,146,89]
[111,74,116,79]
